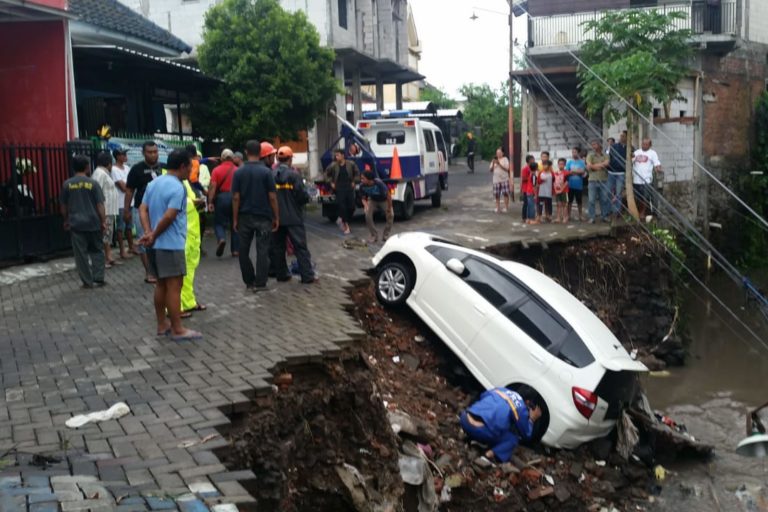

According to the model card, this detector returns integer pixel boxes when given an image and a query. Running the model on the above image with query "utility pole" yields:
[508,0,515,199]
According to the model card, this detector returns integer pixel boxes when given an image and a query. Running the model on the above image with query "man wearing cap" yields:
[269,146,317,284]
[111,148,134,258]
[232,140,279,291]
[208,149,240,257]
[360,170,394,243]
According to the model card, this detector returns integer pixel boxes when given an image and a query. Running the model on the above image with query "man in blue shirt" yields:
[139,149,201,341]
[565,146,586,222]
[360,170,393,243]
[460,387,542,463]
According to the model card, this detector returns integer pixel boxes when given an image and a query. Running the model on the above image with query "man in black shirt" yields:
[466,132,477,173]
[60,155,107,288]
[124,141,162,282]
[360,170,394,243]
[232,140,279,291]
[268,146,317,284]
[608,131,629,218]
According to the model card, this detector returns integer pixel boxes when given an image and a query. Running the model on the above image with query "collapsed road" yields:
[219,267,713,511]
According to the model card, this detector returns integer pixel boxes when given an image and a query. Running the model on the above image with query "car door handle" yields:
[529,351,546,365]
[473,304,487,316]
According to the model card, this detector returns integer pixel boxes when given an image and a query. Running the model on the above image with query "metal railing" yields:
[530,1,739,49]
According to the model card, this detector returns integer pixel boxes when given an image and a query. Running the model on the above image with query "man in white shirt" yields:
[632,138,662,218]
[111,148,134,258]
[92,152,121,268]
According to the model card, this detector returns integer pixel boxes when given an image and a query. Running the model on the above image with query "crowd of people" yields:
[484,130,663,224]
[58,140,322,341]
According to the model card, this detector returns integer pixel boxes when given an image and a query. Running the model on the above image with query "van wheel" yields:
[431,186,442,208]
[508,384,550,445]
[398,185,415,220]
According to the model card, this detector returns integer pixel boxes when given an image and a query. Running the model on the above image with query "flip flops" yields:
[170,330,203,342]
[183,304,207,313]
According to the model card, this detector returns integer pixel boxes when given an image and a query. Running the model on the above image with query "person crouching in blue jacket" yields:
[460,387,543,463]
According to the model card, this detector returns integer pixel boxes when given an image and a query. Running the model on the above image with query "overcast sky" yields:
[409,0,528,99]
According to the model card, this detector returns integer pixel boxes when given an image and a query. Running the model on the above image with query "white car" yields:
[371,232,647,449]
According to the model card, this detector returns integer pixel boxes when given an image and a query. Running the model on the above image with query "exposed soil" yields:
[221,278,668,511]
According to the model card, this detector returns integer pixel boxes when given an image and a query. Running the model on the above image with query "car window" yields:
[507,299,567,349]
[435,131,447,159]
[426,245,468,264]
[423,130,436,152]
[376,131,406,145]
[557,331,595,368]
[463,258,527,308]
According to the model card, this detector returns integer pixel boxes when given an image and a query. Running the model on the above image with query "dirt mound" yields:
[223,361,403,511]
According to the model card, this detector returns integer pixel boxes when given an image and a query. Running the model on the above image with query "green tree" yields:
[460,82,519,159]
[578,9,694,219]
[420,84,457,109]
[194,0,339,147]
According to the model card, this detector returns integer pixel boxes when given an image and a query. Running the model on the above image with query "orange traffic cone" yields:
[390,146,402,180]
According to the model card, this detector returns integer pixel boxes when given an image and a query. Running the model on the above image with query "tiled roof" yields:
[69,0,192,54]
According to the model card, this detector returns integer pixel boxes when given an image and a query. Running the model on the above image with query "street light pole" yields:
[508,0,515,201]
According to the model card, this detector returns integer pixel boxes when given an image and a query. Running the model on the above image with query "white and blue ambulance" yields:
[317,110,449,221]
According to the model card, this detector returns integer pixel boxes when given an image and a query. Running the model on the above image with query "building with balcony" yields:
[512,0,768,221]
[119,0,424,175]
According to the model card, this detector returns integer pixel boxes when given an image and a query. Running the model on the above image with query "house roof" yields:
[68,0,192,54]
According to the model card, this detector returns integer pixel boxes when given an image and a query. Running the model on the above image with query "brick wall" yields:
[701,49,767,169]
[529,93,597,159]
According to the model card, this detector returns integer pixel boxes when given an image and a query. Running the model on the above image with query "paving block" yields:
[0,475,21,488]
[28,492,58,504]
[145,496,177,510]
[187,482,218,497]
[178,499,209,512]
[211,505,238,512]
[24,475,51,489]
[29,502,59,512]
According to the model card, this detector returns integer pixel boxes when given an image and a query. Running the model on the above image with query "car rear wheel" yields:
[375,261,414,307]
[509,384,550,445]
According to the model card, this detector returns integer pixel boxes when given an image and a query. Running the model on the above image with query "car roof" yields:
[399,233,646,372]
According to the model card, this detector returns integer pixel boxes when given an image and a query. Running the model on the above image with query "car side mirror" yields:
[446,258,465,276]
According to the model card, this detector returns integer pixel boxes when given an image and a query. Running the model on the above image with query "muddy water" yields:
[643,272,768,512]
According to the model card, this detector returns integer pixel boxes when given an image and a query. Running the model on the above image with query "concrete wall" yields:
[748,0,768,44]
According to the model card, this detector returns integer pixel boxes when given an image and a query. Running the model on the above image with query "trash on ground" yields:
[65,402,130,428]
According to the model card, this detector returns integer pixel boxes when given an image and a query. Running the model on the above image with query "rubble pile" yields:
[349,281,658,511]
[220,279,711,511]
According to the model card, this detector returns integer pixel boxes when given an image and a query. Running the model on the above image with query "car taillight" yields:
[572,387,597,419]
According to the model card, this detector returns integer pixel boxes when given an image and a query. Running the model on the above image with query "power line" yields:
[512,50,768,349]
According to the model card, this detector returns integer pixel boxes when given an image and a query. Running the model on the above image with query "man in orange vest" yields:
[186,145,210,254]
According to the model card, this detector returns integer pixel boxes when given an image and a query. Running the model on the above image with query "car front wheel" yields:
[375,261,414,307]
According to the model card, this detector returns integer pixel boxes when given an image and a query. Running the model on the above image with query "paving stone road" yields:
[0,165,611,510]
